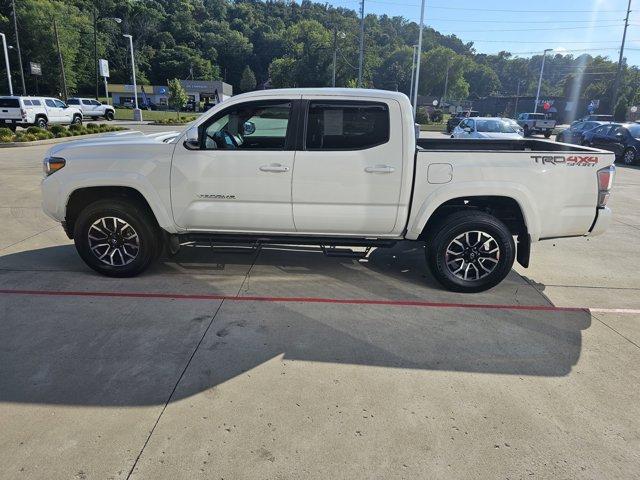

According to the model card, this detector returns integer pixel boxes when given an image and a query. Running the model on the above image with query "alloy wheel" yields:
[88,216,140,266]
[445,230,501,281]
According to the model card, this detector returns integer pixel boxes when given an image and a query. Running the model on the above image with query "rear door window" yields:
[81,99,92,105]
[305,101,390,150]
[0,98,20,108]
[45,99,56,107]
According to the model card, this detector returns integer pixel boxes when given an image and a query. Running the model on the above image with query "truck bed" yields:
[416,138,596,152]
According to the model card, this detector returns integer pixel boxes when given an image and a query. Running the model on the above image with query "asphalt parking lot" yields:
[1,128,639,479]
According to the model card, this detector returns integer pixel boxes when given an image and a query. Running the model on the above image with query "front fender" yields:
[405,181,540,241]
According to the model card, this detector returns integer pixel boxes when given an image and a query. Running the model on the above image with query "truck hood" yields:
[46,130,182,157]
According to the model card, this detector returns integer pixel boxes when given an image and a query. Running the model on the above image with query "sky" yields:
[322,0,640,66]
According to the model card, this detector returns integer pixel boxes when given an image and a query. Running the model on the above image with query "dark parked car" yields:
[556,120,607,145]
[572,114,613,125]
[446,110,479,133]
[582,122,640,165]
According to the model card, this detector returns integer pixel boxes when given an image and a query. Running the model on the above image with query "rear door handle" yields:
[365,165,395,174]
[259,163,290,173]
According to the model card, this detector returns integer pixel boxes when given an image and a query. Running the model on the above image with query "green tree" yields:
[167,78,188,118]
[239,66,256,92]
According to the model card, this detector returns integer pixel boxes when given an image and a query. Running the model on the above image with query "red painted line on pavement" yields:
[0,288,586,313]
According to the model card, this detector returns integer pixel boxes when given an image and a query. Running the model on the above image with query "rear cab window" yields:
[0,98,20,108]
[305,101,390,150]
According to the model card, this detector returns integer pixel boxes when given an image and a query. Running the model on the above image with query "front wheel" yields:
[426,211,515,293]
[72,115,82,125]
[523,125,530,137]
[105,110,114,121]
[623,148,636,165]
[544,130,552,138]
[73,199,160,277]
[35,117,48,129]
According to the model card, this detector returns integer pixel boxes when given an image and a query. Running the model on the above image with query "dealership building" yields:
[108,80,233,110]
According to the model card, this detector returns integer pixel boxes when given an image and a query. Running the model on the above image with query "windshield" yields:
[475,119,517,133]
[628,124,640,139]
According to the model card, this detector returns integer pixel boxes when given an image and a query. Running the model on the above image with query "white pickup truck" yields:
[41,88,615,292]
[66,98,115,121]
[0,96,83,129]
[517,112,557,138]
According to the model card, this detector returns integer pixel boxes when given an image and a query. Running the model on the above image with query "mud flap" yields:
[516,233,531,268]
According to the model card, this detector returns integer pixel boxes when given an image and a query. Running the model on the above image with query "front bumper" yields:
[588,207,612,236]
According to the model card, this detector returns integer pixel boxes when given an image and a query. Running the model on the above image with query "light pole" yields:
[10,0,25,95]
[411,0,426,119]
[0,33,12,95]
[93,9,121,100]
[409,44,418,105]
[332,29,345,87]
[514,79,524,116]
[534,48,552,114]
[357,0,365,87]
[123,34,142,121]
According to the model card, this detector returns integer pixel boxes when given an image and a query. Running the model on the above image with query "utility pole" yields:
[514,80,523,116]
[0,33,13,95]
[123,34,142,121]
[94,6,99,100]
[411,0,426,119]
[53,18,68,100]
[442,60,450,106]
[357,0,364,87]
[409,44,417,103]
[611,0,632,115]
[534,48,552,114]
[10,0,25,95]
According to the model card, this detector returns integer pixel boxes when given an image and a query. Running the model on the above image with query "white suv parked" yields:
[0,96,83,130]
[67,98,115,121]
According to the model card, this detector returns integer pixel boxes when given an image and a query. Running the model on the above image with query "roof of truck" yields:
[232,88,409,102]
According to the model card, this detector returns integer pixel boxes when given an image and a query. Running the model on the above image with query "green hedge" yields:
[0,124,127,143]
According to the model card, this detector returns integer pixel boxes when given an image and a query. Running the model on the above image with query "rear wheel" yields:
[623,148,636,165]
[73,199,160,277]
[523,125,530,137]
[105,110,114,121]
[426,211,515,293]
[35,116,47,129]
[72,115,82,125]
[544,130,552,138]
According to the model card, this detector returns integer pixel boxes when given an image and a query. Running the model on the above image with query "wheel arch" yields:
[64,186,167,239]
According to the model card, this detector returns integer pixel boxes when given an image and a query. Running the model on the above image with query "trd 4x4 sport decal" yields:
[531,155,598,166]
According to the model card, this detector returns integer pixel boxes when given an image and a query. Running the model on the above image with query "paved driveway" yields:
[0,134,639,479]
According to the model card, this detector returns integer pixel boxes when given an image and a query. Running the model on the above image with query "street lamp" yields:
[93,9,121,100]
[123,34,142,122]
[0,33,13,96]
[332,29,346,87]
[409,44,418,105]
[412,0,426,119]
[534,48,553,114]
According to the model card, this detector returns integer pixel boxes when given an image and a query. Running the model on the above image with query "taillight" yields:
[20,108,26,119]
[597,164,615,207]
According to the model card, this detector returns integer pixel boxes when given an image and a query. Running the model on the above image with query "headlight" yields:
[43,157,66,176]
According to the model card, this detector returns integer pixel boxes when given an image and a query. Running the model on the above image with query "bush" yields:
[36,131,54,140]
[69,123,83,132]
[415,108,429,124]
[0,127,14,137]
[0,134,13,143]
[49,124,66,136]
[86,122,99,130]
[26,126,45,135]
[14,133,37,142]
[431,109,444,123]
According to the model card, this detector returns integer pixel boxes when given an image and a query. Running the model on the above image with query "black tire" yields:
[73,199,160,277]
[91,116,99,121]
[426,210,515,293]
[523,125,530,137]
[72,115,82,125]
[544,130,552,138]
[105,110,114,121]
[555,133,563,142]
[623,148,636,165]
[35,116,48,129]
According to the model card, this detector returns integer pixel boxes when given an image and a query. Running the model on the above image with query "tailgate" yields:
[0,107,21,121]
[536,119,555,128]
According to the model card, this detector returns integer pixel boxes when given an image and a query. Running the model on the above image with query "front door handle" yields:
[259,163,290,173]
[365,165,395,174]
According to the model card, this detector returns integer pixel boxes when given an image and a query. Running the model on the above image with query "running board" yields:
[179,233,397,249]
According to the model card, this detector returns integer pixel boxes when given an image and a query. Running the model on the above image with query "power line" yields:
[364,0,629,13]
[439,24,627,33]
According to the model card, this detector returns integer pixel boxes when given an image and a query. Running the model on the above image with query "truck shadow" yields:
[0,243,591,407]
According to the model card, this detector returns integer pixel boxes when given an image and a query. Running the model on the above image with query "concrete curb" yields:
[0,130,130,148]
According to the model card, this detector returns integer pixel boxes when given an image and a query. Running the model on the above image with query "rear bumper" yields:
[588,207,612,236]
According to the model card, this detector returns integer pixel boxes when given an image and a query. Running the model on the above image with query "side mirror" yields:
[183,126,200,150]
[243,121,256,135]
[616,132,624,138]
